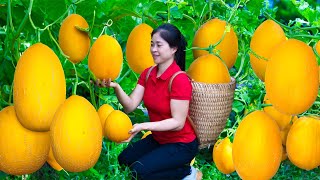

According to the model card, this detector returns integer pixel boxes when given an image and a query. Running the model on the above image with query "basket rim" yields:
[191,77,236,86]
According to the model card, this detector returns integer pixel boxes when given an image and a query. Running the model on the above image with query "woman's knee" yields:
[118,150,130,166]
[130,161,149,179]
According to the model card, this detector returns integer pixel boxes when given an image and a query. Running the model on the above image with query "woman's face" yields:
[150,32,177,64]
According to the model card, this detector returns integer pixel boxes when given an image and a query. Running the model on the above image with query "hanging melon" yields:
[88,35,123,80]
[126,23,155,74]
[13,43,66,132]
[265,39,319,115]
[232,111,282,180]
[249,19,286,81]
[0,106,50,175]
[50,95,102,172]
[192,18,238,69]
[187,54,230,83]
[59,14,90,64]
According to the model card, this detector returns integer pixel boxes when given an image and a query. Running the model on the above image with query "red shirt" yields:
[138,61,196,144]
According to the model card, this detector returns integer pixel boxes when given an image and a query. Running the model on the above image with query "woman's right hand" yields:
[95,78,118,88]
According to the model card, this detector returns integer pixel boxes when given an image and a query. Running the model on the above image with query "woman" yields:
[98,23,202,180]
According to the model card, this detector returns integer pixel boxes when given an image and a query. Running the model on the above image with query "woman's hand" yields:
[95,78,118,88]
[121,123,145,143]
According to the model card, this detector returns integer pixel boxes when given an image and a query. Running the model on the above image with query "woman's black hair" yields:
[151,23,187,71]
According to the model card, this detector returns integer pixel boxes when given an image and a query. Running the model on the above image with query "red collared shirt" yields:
[138,61,196,144]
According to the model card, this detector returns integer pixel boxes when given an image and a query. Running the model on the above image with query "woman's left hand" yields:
[121,123,145,143]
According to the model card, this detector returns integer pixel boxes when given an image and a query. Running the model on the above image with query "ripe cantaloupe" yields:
[59,14,90,64]
[193,18,238,69]
[88,35,123,80]
[0,106,50,175]
[250,20,286,81]
[50,95,102,172]
[126,23,155,74]
[13,43,66,132]
[265,39,319,115]
[97,104,114,137]
[232,110,282,180]
[187,54,230,83]
[104,110,133,143]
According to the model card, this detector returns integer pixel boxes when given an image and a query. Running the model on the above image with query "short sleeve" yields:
[137,67,150,87]
[170,74,192,100]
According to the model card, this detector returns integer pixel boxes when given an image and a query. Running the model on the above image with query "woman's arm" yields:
[126,99,189,141]
[99,78,145,114]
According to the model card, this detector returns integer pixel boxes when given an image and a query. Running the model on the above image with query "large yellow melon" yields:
[192,18,238,69]
[50,95,102,172]
[263,95,297,130]
[0,106,50,175]
[59,14,90,64]
[126,23,155,74]
[97,104,114,137]
[232,111,282,180]
[250,19,286,81]
[213,137,235,174]
[265,39,319,115]
[13,43,66,132]
[187,54,230,83]
[104,110,133,143]
[88,35,123,80]
[286,116,320,170]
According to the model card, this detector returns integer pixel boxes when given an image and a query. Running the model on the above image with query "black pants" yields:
[118,135,199,180]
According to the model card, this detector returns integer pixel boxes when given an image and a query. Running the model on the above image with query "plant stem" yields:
[208,0,212,19]
[90,9,96,35]
[249,48,268,61]
[199,3,207,25]
[88,76,97,109]
[7,0,14,31]
[288,34,320,40]
[227,0,241,23]
[182,14,197,30]
[234,41,246,78]
[47,28,70,59]
[116,68,132,84]
[72,63,78,95]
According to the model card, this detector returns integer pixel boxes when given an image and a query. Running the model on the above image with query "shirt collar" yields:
[150,61,181,81]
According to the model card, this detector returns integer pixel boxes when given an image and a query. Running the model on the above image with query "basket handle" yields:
[145,65,157,86]
[168,71,199,139]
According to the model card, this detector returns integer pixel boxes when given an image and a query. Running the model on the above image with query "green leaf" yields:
[291,0,320,26]
[170,6,183,19]
[232,100,244,113]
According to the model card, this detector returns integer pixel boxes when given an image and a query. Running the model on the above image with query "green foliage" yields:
[0,0,320,179]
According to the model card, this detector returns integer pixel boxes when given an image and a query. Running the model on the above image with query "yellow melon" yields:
[232,110,282,180]
[192,18,238,69]
[126,23,155,74]
[59,14,90,64]
[104,110,133,143]
[50,95,102,172]
[0,106,50,175]
[265,39,319,115]
[88,35,123,80]
[286,116,320,170]
[213,137,235,174]
[250,20,286,81]
[97,104,114,137]
[47,146,63,171]
[263,96,297,130]
[187,54,230,83]
[13,43,66,132]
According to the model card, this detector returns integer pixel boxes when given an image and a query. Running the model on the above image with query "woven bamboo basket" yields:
[188,78,236,149]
